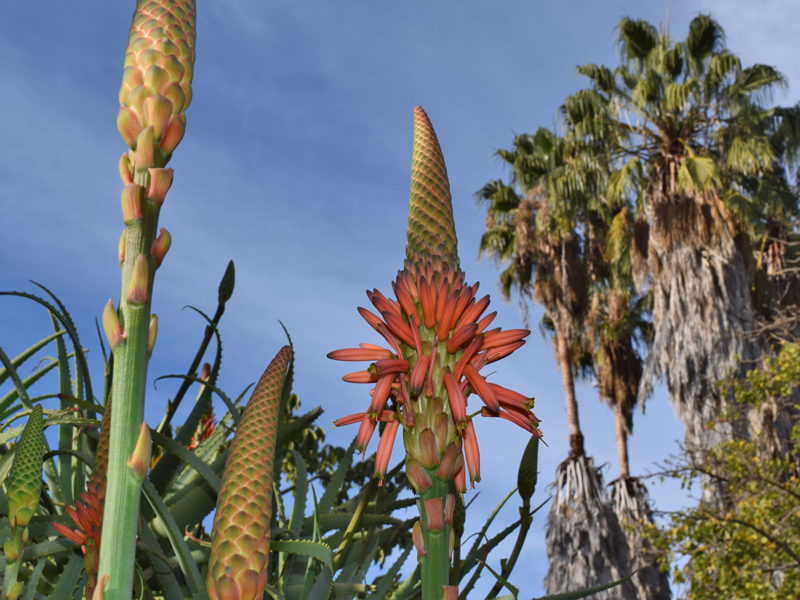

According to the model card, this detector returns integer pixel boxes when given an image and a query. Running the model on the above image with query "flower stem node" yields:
[102,300,125,350]
[120,183,143,226]
[423,497,445,532]
[126,254,150,307]
[126,422,151,481]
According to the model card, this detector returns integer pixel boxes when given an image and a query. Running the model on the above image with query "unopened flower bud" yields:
[151,228,171,267]
[126,422,151,481]
[119,152,133,184]
[135,126,155,171]
[412,520,425,558]
[147,314,158,355]
[405,459,432,494]
[127,254,150,306]
[146,168,174,205]
[144,94,173,141]
[117,106,143,148]
[436,444,462,481]
[419,428,440,469]
[218,260,235,304]
[201,362,211,381]
[159,113,185,154]
[102,300,125,349]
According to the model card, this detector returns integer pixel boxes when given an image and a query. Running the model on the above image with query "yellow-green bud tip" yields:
[102,300,125,349]
[126,422,151,480]
[148,314,158,355]
[151,228,171,267]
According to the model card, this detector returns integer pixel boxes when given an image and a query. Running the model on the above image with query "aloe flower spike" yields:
[329,106,539,599]
[208,345,291,600]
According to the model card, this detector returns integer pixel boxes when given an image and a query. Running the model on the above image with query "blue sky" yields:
[1,1,797,596]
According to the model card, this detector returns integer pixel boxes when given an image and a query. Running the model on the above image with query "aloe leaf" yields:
[21,556,46,600]
[0,289,94,403]
[141,478,204,595]
[369,545,412,599]
[288,450,308,538]
[48,552,84,600]
[271,540,333,571]
[49,311,76,505]
[463,487,517,570]
[0,329,65,387]
[529,574,633,600]
[149,428,221,493]
[139,520,187,599]
[315,440,355,516]
[388,565,420,600]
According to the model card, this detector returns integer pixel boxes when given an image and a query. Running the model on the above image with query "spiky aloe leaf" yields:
[207,345,291,600]
[6,405,44,529]
[405,105,459,267]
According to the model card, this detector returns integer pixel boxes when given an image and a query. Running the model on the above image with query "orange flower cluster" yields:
[330,257,540,492]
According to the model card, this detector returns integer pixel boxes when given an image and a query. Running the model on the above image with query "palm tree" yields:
[561,14,796,456]
[587,205,670,598]
[479,130,638,598]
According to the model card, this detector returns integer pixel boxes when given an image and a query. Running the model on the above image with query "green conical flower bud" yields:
[207,346,291,600]
[406,105,459,267]
[7,405,44,528]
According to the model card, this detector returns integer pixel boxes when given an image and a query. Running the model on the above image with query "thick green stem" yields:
[419,478,452,600]
[2,528,24,600]
[97,176,160,600]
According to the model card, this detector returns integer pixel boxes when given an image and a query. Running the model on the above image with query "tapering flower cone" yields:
[6,405,44,529]
[330,106,540,598]
[207,346,291,600]
[118,0,196,165]
[406,106,459,267]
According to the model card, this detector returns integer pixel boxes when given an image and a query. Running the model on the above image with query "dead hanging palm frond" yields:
[545,455,638,599]
[609,478,671,600]
[641,193,759,453]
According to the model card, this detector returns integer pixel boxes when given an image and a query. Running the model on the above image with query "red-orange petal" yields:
[487,382,533,410]
[475,311,497,334]
[410,354,430,396]
[455,295,491,330]
[482,328,530,350]
[342,370,375,384]
[463,420,481,486]
[446,323,478,354]
[485,340,526,363]
[463,364,499,412]
[356,415,377,452]
[382,311,416,347]
[443,371,467,423]
[328,347,395,361]
[375,419,400,482]
[369,374,396,413]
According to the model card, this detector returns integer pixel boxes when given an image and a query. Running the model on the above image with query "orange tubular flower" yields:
[329,106,540,493]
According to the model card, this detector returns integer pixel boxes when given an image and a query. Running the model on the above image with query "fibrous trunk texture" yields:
[638,195,759,454]
[610,478,671,600]
[544,455,637,599]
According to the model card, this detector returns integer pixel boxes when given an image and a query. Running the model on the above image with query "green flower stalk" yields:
[329,106,541,598]
[3,405,44,600]
[207,346,291,600]
[97,1,195,598]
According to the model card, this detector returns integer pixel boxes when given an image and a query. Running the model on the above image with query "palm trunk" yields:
[614,405,629,479]
[555,330,583,457]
